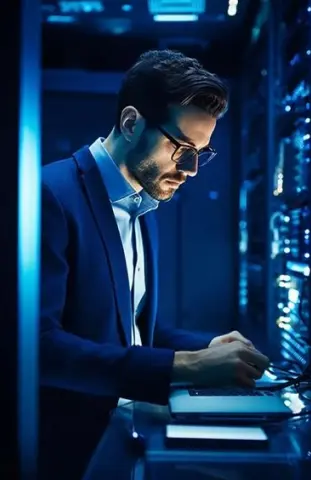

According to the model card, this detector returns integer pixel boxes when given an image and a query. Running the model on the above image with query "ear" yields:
[120,106,143,141]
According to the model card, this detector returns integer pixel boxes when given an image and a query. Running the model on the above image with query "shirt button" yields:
[133,196,140,204]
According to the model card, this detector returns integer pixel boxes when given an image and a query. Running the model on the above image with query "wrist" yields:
[171,351,197,384]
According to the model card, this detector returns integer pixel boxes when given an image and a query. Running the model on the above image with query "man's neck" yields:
[103,131,143,193]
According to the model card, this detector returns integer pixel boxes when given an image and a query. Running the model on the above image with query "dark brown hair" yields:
[115,49,229,131]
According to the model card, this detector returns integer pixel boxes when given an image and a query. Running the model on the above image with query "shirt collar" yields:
[89,137,159,215]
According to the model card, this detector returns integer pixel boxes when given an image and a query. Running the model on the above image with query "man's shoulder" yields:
[41,153,86,220]
[43,155,74,179]
[42,154,79,197]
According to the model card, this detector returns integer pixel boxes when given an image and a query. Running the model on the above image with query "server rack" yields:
[271,1,311,369]
[239,0,311,368]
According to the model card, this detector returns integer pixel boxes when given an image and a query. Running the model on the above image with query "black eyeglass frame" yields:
[157,125,217,167]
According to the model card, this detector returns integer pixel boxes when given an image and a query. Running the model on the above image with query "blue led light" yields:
[148,0,205,14]
[153,14,198,21]
[59,1,104,13]
[47,14,76,22]
[209,190,219,200]
[18,0,41,473]
[122,4,133,11]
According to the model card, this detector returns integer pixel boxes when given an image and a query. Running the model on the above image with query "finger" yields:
[244,363,263,380]
[237,374,256,389]
[240,348,270,372]
[227,331,254,347]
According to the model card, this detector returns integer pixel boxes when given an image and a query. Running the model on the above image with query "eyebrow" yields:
[175,129,210,150]
[174,128,196,147]
[177,133,196,147]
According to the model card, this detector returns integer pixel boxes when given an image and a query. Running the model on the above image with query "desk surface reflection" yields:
[82,394,311,480]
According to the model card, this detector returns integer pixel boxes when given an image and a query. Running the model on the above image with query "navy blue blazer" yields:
[40,146,212,477]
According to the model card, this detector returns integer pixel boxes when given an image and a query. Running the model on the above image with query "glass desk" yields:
[83,391,311,480]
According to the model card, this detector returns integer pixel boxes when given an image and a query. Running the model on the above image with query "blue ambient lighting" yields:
[153,14,198,21]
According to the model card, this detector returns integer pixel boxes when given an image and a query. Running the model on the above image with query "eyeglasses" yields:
[157,126,217,168]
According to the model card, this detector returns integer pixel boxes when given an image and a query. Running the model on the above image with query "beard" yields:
[125,134,185,201]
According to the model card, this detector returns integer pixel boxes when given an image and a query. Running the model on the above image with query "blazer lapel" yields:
[140,213,158,346]
[72,146,132,346]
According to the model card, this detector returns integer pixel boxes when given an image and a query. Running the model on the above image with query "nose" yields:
[178,155,198,177]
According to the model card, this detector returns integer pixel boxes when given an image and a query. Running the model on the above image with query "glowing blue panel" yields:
[148,0,205,14]
[154,13,198,21]
[59,1,104,13]
[47,15,76,23]
[18,0,41,475]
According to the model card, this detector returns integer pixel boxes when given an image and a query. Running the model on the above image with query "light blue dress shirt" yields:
[89,137,159,346]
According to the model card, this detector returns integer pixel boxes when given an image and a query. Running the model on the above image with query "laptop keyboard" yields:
[188,388,276,397]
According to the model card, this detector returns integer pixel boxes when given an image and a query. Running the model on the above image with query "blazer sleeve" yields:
[40,182,175,405]
[153,320,214,351]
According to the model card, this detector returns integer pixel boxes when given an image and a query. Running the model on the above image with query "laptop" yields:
[169,372,293,423]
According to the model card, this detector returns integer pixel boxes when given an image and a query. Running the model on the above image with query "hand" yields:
[173,340,270,388]
[209,330,254,349]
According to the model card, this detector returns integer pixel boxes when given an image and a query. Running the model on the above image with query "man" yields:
[40,50,269,478]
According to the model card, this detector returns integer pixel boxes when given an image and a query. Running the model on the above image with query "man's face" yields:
[122,105,217,201]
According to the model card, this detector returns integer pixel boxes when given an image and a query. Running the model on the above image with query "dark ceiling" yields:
[41,0,262,76]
